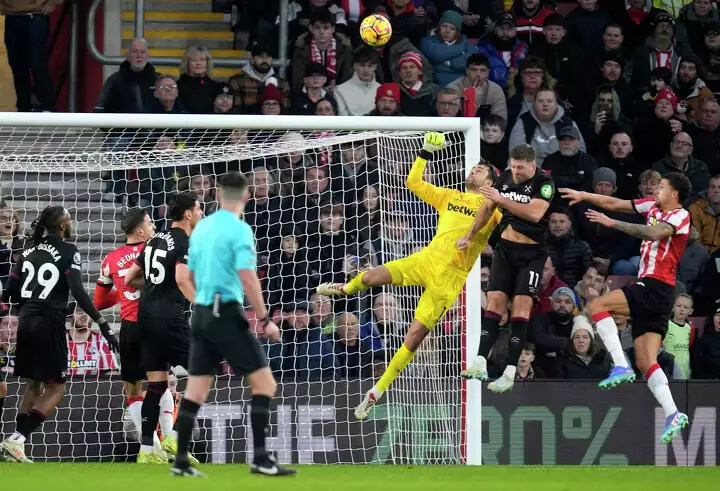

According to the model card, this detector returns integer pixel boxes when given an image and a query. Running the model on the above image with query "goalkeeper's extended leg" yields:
[317,266,393,296]
[355,320,427,420]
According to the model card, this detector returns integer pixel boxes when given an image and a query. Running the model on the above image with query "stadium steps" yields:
[121,0,237,56]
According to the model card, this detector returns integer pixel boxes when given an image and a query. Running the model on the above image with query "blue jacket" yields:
[476,39,528,89]
[419,33,478,87]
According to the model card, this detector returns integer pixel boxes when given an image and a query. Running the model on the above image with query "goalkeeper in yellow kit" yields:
[317,133,502,420]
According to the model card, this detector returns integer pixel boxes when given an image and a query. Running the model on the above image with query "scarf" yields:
[311,38,337,80]
[627,7,647,24]
[404,80,422,95]
[340,0,364,22]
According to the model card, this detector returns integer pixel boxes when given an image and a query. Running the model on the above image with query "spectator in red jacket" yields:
[534,256,569,314]
[511,0,555,46]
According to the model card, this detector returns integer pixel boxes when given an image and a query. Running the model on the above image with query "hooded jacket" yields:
[652,153,710,196]
[673,77,714,119]
[689,197,720,253]
[676,3,720,55]
[476,37,528,89]
[334,72,381,116]
[507,104,586,166]
[419,30,478,87]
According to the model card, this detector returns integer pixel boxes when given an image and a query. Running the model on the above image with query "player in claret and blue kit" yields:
[560,172,692,443]
[0,206,118,463]
[317,132,502,420]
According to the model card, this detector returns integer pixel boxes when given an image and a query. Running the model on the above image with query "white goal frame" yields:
[0,112,482,465]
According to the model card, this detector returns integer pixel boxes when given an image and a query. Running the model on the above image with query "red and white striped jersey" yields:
[96,242,144,322]
[67,331,118,376]
[632,198,690,286]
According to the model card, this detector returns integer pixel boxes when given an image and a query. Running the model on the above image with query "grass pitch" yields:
[1,463,718,491]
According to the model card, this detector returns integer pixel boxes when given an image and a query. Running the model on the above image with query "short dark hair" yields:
[605,23,623,34]
[663,172,692,204]
[218,172,248,200]
[167,192,198,222]
[310,8,335,26]
[510,143,537,162]
[587,260,609,278]
[711,173,720,182]
[354,45,379,64]
[121,207,148,235]
[483,114,506,132]
[466,53,490,69]
[477,161,498,185]
[550,208,572,220]
[522,342,536,354]
[518,55,546,73]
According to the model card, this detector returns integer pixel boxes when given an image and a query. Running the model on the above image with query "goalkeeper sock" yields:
[16,409,45,440]
[250,394,271,461]
[141,381,167,447]
[342,271,370,296]
[376,344,416,392]
[159,388,176,439]
[127,396,143,438]
[507,317,528,366]
[174,398,200,469]
[477,311,502,357]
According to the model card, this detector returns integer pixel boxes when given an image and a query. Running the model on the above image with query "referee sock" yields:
[507,317,529,367]
[250,395,271,461]
[342,271,370,295]
[141,381,167,447]
[174,398,201,469]
[376,344,415,392]
[477,311,502,357]
[592,312,628,368]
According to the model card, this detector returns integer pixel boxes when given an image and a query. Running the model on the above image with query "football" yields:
[359,14,392,48]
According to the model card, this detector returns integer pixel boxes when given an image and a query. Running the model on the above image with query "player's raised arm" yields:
[559,188,634,213]
[481,184,550,223]
[406,132,451,209]
[457,199,497,249]
[584,209,677,241]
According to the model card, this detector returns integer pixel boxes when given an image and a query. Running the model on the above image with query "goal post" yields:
[0,113,482,465]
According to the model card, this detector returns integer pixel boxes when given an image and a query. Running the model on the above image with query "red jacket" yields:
[533,274,569,316]
[511,3,555,45]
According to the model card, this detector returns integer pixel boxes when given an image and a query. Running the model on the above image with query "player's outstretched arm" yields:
[457,199,496,249]
[66,268,119,352]
[238,269,280,342]
[406,132,449,208]
[584,209,676,241]
[559,188,633,213]
[479,184,550,223]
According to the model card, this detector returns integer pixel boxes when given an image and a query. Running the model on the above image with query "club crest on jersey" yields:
[540,184,554,199]
[73,252,81,265]
[524,185,532,193]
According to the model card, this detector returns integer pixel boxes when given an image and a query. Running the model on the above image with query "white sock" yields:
[9,432,25,444]
[593,312,628,367]
[140,444,154,453]
[159,389,176,439]
[647,364,678,418]
[369,386,384,401]
[127,399,143,438]
[503,365,516,380]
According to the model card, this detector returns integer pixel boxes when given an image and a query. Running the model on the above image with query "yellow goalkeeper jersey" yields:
[406,155,501,273]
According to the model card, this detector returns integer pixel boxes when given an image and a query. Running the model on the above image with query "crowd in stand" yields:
[2,0,720,381]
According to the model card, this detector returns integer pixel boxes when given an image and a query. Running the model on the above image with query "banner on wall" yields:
[1,378,716,465]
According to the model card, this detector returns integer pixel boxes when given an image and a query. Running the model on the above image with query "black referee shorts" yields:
[139,316,190,372]
[622,278,675,340]
[14,314,67,384]
[189,302,268,377]
[120,320,146,383]
[488,239,548,299]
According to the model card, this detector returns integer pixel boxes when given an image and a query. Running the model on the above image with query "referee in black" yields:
[171,172,295,477]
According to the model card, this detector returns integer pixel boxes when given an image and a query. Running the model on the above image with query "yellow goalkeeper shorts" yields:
[384,251,468,330]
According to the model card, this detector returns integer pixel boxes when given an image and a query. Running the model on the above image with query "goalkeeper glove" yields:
[97,317,120,353]
[423,132,446,153]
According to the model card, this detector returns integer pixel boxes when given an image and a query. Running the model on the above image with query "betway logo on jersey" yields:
[500,191,531,204]
[446,203,476,217]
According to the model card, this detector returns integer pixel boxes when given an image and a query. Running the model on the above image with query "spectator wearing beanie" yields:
[631,11,681,99]
[367,82,402,116]
[676,0,720,56]
[633,88,685,166]
[419,10,478,87]
[529,285,577,373]
[511,0,555,46]
[476,13,528,89]
[334,46,381,116]
[673,54,714,122]
[258,83,285,115]
[528,13,582,103]
[566,0,612,54]
[228,42,290,114]
[396,51,439,116]
[446,54,507,121]
[554,315,611,379]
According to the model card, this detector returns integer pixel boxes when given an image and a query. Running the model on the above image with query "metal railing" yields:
[85,0,289,70]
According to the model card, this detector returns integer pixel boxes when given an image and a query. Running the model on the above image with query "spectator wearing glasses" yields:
[176,46,219,114]
[676,0,719,56]
[506,56,550,131]
[652,132,711,198]
[258,83,284,115]
[433,88,462,117]
[152,75,184,114]
[446,53,507,122]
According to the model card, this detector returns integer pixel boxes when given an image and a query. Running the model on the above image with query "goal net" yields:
[0,114,482,464]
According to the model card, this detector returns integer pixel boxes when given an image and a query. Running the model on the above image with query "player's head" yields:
[31,205,72,244]
[466,161,496,191]
[121,207,155,241]
[168,192,203,229]
[509,144,537,183]
[218,172,250,215]
[656,172,691,207]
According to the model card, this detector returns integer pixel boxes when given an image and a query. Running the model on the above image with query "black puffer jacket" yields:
[554,349,611,379]
[691,325,720,379]
[99,60,157,113]
[177,74,220,114]
[547,231,593,287]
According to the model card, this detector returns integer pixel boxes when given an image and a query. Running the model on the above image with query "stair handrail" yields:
[86,0,289,71]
